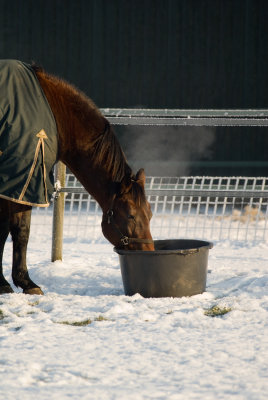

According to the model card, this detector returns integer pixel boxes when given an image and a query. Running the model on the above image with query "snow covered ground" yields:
[0,219,268,399]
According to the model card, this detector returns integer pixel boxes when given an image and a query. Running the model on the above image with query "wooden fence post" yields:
[51,161,66,261]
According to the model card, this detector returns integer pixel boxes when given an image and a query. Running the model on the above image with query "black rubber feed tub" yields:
[114,239,213,298]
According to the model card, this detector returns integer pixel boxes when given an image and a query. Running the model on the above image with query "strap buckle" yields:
[107,209,113,224]
[120,236,129,246]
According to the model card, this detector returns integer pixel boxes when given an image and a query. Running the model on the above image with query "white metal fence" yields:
[31,174,268,243]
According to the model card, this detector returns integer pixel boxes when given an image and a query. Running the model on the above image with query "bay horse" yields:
[0,61,154,295]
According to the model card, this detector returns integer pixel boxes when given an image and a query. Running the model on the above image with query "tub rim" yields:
[114,239,213,256]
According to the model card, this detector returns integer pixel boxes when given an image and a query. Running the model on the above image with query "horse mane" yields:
[92,122,146,206]
[32,63,134,184]
[91,121,133,183]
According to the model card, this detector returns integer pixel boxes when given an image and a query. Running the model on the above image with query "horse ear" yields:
[135,168,146,188]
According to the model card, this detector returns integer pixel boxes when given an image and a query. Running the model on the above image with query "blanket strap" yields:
[19,129,48,203]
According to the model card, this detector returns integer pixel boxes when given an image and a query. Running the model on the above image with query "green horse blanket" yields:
[0,60,58,207]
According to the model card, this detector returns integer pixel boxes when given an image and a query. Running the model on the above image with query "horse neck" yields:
[35,70,126,210]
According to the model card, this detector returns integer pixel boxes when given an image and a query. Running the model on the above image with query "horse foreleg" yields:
[0,200,14,294]
[9,203,44,295]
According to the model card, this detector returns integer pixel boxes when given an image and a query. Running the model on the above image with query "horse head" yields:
[101,169,154,250]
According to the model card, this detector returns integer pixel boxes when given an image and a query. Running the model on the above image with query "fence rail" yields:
[101,108,268,126]
[60,187,268,198]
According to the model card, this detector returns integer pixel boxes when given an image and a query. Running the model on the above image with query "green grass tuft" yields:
[56,315,111,326]
[204,305,232,317]
[59,319,92,326]
[94,315,109,322]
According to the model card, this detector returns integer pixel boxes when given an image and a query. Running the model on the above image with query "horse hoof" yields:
[0,285,14,294]
[23,287,44,295]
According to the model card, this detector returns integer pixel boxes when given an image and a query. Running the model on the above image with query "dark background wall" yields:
[1,0,267,176]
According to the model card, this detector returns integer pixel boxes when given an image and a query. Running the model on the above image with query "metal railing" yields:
[39,174,268,255]
[100,108,268,126]
[49,109,268,260]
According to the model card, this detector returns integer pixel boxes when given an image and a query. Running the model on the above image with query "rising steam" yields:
[117,125,215,176]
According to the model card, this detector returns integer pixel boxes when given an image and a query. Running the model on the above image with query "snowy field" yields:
[0,217,268,400]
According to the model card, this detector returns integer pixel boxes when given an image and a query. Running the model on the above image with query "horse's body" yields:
[0,60,154,295]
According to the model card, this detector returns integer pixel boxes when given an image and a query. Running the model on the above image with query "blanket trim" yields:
[0,193,49,207]
[0,129,51,208]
